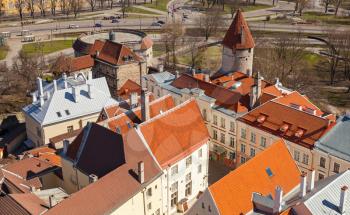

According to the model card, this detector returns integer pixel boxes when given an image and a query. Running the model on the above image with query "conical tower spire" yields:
[222,9,255,50]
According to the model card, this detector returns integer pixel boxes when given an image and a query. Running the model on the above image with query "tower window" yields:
[248,48,251,53]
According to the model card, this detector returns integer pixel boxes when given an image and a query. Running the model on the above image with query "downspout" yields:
[142,188,147,215]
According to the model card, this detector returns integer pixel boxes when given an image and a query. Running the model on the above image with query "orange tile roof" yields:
[88,39,105,55]
[139,99,210,168]
[222,9,255,50]
[24,146,61,167]
[107,95,175,135]
[9,193,47,214]
[96,40,142,65]
[70,55,94,72]
[238,101,330,148]
[263,85,283,97]
[209,139,300,215]
[274,91,323,117]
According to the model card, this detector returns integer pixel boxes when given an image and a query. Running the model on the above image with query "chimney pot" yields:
[340,185,348,214]
[138,161,145,184]
[300,172,307,198]
[63,139,70,155]
[37,77,43,96]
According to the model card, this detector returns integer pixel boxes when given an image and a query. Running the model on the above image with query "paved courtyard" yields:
[208,160,232,185]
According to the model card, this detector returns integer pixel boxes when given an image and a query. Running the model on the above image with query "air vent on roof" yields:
[65,110,70,115]
[266,167,273,177]
[257,115,266,123]
[290,103,302,110]
[56,112,62,117]
[230,81,242,90]
[295,128,305,138]
[304,107,316,115]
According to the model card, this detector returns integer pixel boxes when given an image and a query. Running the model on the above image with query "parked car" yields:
[112,19,119,23]
[157,20,165,25]
[95,23,103,27]
[151,22,162,27]
[183,14,189,19]
[68,24,79,29]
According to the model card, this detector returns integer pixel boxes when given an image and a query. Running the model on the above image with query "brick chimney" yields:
[339,186,348,214]
[138,161,145,184]
[300,172,307,198]
[141,89,150,122]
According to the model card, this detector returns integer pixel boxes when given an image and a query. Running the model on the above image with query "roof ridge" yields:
[139,98,194,127]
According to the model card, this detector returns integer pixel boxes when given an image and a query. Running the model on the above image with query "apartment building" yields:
[236,92,335,174]
[91,39,147,95]
[138,99,210,214]
[313,114,350,180]
[49,122,163,215]
[22,72,115,147]
[187,139,301,215]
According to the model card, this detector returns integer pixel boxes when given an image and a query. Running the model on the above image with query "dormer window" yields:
[280,123,289,132]
[257,115,266,123]
[65,110,70,115]
[56,112,62,117]
[295,128,305,138]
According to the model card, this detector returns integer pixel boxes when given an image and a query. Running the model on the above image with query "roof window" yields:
[290,103,302,110]
[65,110,70,115]
[279,123,289,132]
[56,112,62,117]
[265,167,273,177]
[127,122,132,129]
[295,128,305,138]
[257,115,266,123]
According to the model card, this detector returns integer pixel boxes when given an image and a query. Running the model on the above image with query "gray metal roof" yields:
[315,115,350,162]
[145,72,175,84]
[303,170,350,215]
[23,75,115,126]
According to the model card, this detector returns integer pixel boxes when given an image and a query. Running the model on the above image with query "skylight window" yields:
[65,110,70,115]
[56,112,62,117]
[266,167,274,177]
[127,122,132,129]
[116,127,121,134]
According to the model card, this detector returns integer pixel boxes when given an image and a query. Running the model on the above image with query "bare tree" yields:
[26,0,36,18]
[226,0,240,18]
[295,0,309,15]
[15,0,25,20]
[121,0,127,18]
[69,0,81,18]
[88,0,96,11]
[196,8,224,40]
[60,0,69,15]
[50,0,57,15]
[334,0,342,15]
[0,0,5,17]
[49,55,74,77]
[323,0,334,13]
[99,0,105,9]
[186,38,204,68]
[162,21,184,69]
[38,0,46,16]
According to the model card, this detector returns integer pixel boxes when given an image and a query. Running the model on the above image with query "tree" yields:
[322,0,334,13]
[226,0,240,18]
[334,0,342,16]
[50,0,57,15]
[38,0,46,16]
[186,38,204,68]
[60,0,69,15]
[196,7,224,40]
[162,21,184,69]
[0,0,5,17]
[99,0,105,9]
[88,0,96,11]
[69,0,81,18]
[49,55,74,77]
[295,0,309,15]
[15,0,25,20]
[121,0,127,18]
[26,0,36,18]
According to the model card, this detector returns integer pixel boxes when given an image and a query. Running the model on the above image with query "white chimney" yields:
[30,186,36,192]
[273,186,283,213]
[37,77,43,96]
[32,93,37,103]
[87,84,93,99]
[40,96,44,107]
[192,68,196,76]
[63,73,68,89]
[339,186,348,214]
[88,70,93,80]
[158,64,164,73]
[49,195,57,208]
[74,73,78,80]
[46,91,51,100]
[89,174,98,183]
[63,139,70,155]
[175,70,179,79]
[141,89,150,122]
[308,169,315,191]
[72,86,80,103]
[53,80,57,92]
[204,74,210,82]
[130,92,138,108]
[138,161,145,184]
[300,172,307,198]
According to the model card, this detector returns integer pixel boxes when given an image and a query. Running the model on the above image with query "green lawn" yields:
[125,6,161,15]
[0,46,8,60]
[177,45,222,70]
[222,3,272,14]
[153,43,166,57]
[302,12,350,25]
[22,40,74,55]
[143,0,169,12]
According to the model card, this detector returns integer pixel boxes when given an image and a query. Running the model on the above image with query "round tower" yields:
[221,9,255,76]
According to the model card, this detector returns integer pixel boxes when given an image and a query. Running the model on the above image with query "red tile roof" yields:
[209,139,300,215]
[139,99,210,168]
[116,79,142,100]
[46,128,162,215]
[88,39,105,55]
[9,193,47,215]
[95,40,142,65]
[222,9,255,50]
[238,101,331,148]
[70,55,94,71]
[24,146,61,167]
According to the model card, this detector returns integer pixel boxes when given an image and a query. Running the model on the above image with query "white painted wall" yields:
[221,46,254,76]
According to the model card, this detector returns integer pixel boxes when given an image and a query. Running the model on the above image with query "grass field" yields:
[223,3,272,14]
[143,0,169,12]
[177,45,222,70]
[125,6,161,14]
[0,46,8,60]
[302,12,350,25]
[22,40,74,55]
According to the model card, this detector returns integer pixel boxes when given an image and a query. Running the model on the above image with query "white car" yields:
[68,24,79,29]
